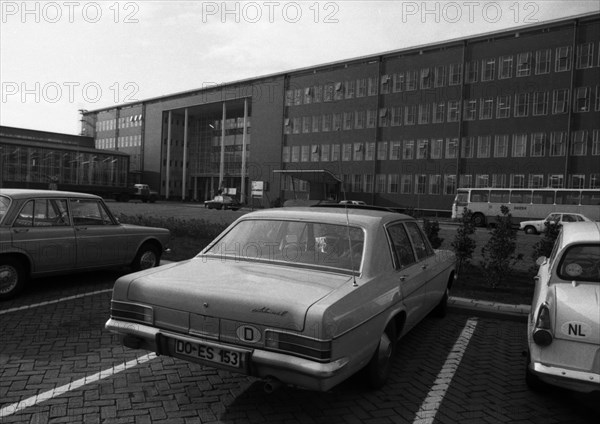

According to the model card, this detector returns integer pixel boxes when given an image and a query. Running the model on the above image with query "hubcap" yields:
[139,251,157,269]
[377,332,392,364]
[0,265,18,294]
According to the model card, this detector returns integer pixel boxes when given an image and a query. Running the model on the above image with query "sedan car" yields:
[526,221,600,393]
[0,189,171,300]
[520,212,592,235]
[204,195,242,210]
[106,206,456,392]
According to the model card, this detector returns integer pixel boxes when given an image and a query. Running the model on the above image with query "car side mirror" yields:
[535,256,547,266]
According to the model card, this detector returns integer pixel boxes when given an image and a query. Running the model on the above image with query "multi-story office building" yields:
[82,12,600,211]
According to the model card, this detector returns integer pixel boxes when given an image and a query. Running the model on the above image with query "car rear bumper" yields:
[106,318,350,391]
[528,361,600,393]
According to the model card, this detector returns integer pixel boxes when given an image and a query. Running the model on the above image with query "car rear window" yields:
[203,219,365,272]
[557,244,600,283]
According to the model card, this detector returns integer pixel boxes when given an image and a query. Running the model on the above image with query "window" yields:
[497,95,511,118]
[312,115,321,132]
[292,117,301,134]
[388,174,399,193]
[416,139,429,159]
[533,91,548,116]
[466,60,478,83]
[379,108,389,127]
[415,174,427,194]
[459,174,473,188]
[477,135,491,158]
[514,93,529,117]
[530,133,546,157]
[449,63,462,85]
[285,90,294,106]
[421,68,432,89]
[345,80,355,99]
[320,144,330,162]
[434,65,445,87]
[311,144,320,162]
[302,116,311,133]
[516,52,532,77]
[357,78,366,97]
[593,130,600,156]
[301,145,310,162]
[590,174,600,189]
[448,100,460,122]
[429,175,442,194]
[482,58,495,81]
[391,106,402,126]
[480,98,493,120]
[352,174,363,192]
[364,174,374,193]
[446,138,458,159]
[331,144,340,161]
[366,109,377,128]
[380,75,391,94]
[355,110,365,129]
[365,142,375,161]
[14,199,69,227]
[333,113,342,131]
[71,199,113,226]
[499,55,513,79]
[529,174,544,188]
[405,70,417,91]
[596,86,600,111]
[555,46,571,72]
[313,85,323,103]
[433,102,445,123]
[403,140,414,159]
[390,141,401,160]
[444,174,457,195]
[368,77,379,96]
[393,72,405,92]
[376,174,386,193]
[431,139,443,159]
[461,136,475,158]
[304,87,312,104]
[576,42,594,69]
[535,48,551,74]
[476,174,489,188]
[343,112,354,130]
[491,174,506,188]
[282,146,291,162]
[401,174,413,194]
[548,174,564,188]
[342,143,352,161]
[322,114,332,132]
[510,174,525,188]
[404,105,416,125]
[570,174,585,189]
[571,130,587,156]
[387,224,416,268]
[552,89,570,114]
[574,87,590,112]
[323,83,334,102]
[512,134,527,157]
[418,104,430,124]
[550,132,567,156]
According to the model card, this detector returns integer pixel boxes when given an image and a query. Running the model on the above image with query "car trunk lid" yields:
[126,258,352,331]
[554,283,600,345]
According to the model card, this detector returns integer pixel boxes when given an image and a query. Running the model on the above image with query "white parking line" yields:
[0,289,112,315]
[413,317,479,424]
[0,353,156,418]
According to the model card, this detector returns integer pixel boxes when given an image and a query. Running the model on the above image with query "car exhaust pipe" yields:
[263,377,282,394]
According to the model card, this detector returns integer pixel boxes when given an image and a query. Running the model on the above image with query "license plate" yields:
[173,339,245,368]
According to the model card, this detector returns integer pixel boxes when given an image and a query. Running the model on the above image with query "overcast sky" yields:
[1,1,599,135]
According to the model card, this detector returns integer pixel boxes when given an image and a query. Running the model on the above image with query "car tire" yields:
[131,243,161,272]
[524,226,537,235]
[365,320,397,389]
[433,287,449,318]
[472,213,486,227]
[0,258,28,300]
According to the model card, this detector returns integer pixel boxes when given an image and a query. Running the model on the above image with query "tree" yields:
[480,205,523,288]
[531,220,561,263]
[423,218,443,249]
[451,207,477,274]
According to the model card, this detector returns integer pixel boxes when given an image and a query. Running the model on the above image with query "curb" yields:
[449,296,530,321]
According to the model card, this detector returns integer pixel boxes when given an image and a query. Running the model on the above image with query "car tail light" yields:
[533,304,553,346]
[265,331,331,361]
[111,301,154,325]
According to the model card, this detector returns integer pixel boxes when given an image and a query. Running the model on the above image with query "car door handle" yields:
[421,264,428,270]
[399,275,409,282]
[76,227,88,231]
[13,228,29,233]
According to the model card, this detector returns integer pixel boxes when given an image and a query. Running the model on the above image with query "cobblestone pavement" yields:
[1,272,598,424]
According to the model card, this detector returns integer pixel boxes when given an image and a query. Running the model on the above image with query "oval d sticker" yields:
[561,321,591,338]
[236,325,261,343]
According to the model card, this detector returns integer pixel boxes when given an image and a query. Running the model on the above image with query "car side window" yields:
[405,222,434,260]
[70,199,114,225]
[13,199,69,227]
[387,224,416,269]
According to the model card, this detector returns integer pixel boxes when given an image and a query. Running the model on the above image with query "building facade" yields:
[82,12,600,211]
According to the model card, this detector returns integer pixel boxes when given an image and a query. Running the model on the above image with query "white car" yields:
[526,222,600,393]
[339,200,367,206]
[520,213,592,235]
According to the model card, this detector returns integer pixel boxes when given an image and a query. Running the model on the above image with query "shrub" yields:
[531,221,561,262]
[480,205,523,288]
[117,214,229,239]
[423,218,443,249]
[451,207,477,274]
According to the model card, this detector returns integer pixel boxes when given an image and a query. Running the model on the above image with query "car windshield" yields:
[0,195,10,224]
[557,244,600,283]
[203,219,365,272]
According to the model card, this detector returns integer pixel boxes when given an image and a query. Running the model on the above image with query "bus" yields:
[452,188,600,226]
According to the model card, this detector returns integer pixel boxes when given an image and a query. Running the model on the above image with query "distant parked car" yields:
[106,206,456,392]
[204,195,242,210]
[339,200,367,206]
[0,189,171,300]
[520,212,592,235]
[526,222,600,393]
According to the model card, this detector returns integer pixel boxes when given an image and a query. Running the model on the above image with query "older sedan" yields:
[106,206,456,392]
[0,189,171,300]
[526,222,600,393]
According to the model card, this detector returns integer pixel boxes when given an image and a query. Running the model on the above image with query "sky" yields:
[1,0,599,135]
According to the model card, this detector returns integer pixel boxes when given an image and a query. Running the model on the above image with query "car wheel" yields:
[0,258,28,300]
[433,287,449,318]
[131,243,161,272]
[472,213,486,227]
[524,226,537,235]
[525,351,549,392]
[365,320,397,389]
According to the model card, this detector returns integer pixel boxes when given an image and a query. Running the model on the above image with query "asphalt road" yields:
[1,270,598,423]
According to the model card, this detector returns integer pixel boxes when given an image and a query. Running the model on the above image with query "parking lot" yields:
[1,269,598,423]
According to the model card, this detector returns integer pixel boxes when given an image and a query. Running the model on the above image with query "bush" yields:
[117,214,229,239]
[451,207,477,274]
[480,205,523,288]
[423,218,443,249]
[531,221,561,262]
